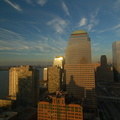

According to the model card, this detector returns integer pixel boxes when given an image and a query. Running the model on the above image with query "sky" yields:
[0,0,120,65]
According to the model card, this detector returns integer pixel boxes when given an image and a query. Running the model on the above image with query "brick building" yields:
[38,91,83,120]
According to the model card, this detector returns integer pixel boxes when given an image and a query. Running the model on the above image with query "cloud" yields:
[36,0,48,6]
[93,43,99,46]
[4,0,22,12]
[26,0,33,4]
[87,9,99,31]
[0,28,24,41]
[0,28,67,54]
[114,0,120,9]
[114,28,120,37]
[0,52,26,55]
[26,0,48,6]
[78,18,87,27]
[98,24,120,33]
[32,25,41,33]
[47,17,68,34]
[62,1,70,16]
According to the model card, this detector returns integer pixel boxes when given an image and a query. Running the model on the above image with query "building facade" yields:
[9,66,39,107]
[43,68,48,81]
[48,66,62,93]
[38,92,83,120]
[112,41,120,82]
[65,30,96,110]
[53,56,64,69]
[95,55,114,83]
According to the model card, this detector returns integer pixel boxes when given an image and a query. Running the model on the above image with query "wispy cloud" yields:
[98,24,120,33]
[26,0,33,4]
[87,9,99,31]
[46,17,69,34]
[114,0,120,9]
[0,52,26,55]
[4,0,22,12]
[93,43,99,46]
[0,28,67,54]
[78,18,87,27]
[32,25,41,33]
[36,0,48,6]
[115,28,120,37]
[26,0,48,6]
[62,1,70,16]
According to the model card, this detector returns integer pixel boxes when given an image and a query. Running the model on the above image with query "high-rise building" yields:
[112,41,120,82]
[43,68,48,81]
[95,55,114,83]
[38,91,83,120]
[53,56,65,90]
[65,30,96,111]
[9,65,39,106]
[48,66,62,93]
[53,56,64,69]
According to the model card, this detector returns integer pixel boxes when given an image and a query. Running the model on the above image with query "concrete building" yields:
[38,91,83,120]
[9,66,39,107]
[95,55,114,83]
[65,30,96,111]
[43,68,47,81]
[112,41,120,82]
[47,66,62,93]
[53,56,64,69]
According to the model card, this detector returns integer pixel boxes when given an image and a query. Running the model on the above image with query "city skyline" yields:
[0,0,120,65]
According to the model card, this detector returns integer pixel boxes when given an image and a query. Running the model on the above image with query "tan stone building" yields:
[47,66,62,93]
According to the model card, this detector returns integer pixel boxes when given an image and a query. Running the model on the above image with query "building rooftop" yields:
[71,30,87,35]
[39,91,82,105]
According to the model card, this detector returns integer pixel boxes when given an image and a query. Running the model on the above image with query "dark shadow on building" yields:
[113,68,120,82]
[67,75,97,114]
[95,55,114,83]
[12,69,39,111]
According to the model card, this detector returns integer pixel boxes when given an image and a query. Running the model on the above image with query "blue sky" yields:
[0,0,120,65]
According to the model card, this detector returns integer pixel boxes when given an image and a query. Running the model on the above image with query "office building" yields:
[9,65,39,107]
[43,68,48,81]
[47,66,62,93]
[65,30,96,111]
[112,41,120,82]
[53,56,65,90]
[53,56,64,69]
[38,91,83,120]
[95,55,114,83]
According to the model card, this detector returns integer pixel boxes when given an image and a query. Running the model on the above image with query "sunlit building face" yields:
[53,56,64,68]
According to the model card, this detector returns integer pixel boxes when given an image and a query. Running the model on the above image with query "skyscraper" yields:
[53,56,64,69]
[65,30,96,110]
[43,68,48,81]
[112,41,120,82]
[9,65,39,106]
[47,66,62,93]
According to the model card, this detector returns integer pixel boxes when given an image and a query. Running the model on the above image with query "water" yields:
[0,71,9,98]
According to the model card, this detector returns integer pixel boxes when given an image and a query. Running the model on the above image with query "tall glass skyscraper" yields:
[65,30,96,110]
[112,41,120,82]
